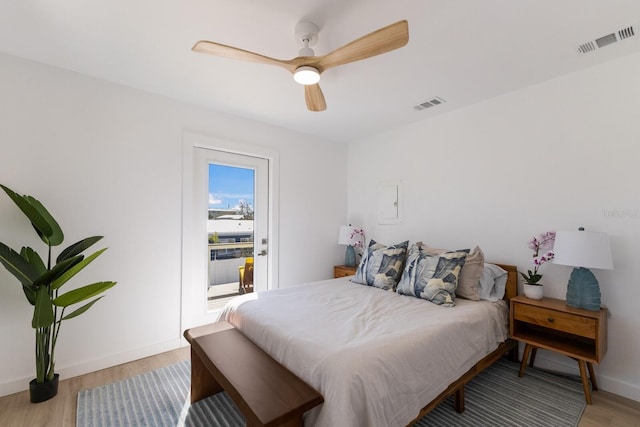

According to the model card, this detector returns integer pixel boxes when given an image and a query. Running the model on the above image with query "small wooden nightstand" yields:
[510,295,607,404]
[334,265,357,278]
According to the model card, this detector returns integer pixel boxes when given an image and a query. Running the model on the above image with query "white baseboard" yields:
[0,338,185,397]
[5,340,638,404]
[518,347,640,403]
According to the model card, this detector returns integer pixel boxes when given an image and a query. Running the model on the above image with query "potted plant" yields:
[521,231,555,300]
[0,185,116,403]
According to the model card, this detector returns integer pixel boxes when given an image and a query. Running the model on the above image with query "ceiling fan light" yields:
[293,66,320,85]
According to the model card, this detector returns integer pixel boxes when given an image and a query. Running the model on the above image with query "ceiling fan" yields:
[192,20,409,112]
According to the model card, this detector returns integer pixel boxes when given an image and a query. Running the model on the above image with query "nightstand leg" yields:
[587,362,599,391]
[519,344,533,377]
[578,360,592,404]
[529,347,537,367]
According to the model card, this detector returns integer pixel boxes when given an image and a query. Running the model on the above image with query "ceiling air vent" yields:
[578,41,596,54]
[618,26,635,40]
[414,97,446,111]
[577,23,637,54]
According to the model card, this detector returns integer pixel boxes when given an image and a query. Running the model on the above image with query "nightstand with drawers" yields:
[334,265,357,278]
[510,295,607,404]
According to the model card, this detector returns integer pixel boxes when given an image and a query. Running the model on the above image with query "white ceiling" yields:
[1,0,639,142]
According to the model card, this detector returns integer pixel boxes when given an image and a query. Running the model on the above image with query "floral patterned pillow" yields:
[351,239,409,291]
[396,244,469,306]
[418,243,484,301]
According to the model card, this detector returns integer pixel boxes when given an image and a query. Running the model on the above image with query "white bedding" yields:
[216,277,509,427]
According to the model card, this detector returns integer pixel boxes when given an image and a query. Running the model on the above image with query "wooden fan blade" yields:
[192,40,295,72]
[315,20,408,72]
[305,84,326,111]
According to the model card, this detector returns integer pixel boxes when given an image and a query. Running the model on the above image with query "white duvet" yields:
[217,277,509,427]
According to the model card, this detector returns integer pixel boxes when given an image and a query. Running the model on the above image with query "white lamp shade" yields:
[338,225,355,245]
[552,230,613,270]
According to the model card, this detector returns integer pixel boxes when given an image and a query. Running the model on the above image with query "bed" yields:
[215,262,518,427]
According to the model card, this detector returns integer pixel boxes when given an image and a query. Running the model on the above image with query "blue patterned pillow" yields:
[351,240,409,291]
[396,244,469,306]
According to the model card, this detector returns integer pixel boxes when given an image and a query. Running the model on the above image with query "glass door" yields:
[206,163,256,310]
[182,146,269,328]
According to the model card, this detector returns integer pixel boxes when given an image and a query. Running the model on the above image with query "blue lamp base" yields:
[344,245,356,267]
[565,267,601,311]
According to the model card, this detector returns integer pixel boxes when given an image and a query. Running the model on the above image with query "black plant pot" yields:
[29,374,59,403]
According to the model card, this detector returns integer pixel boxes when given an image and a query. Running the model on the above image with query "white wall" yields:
[348,51,640,402]
[0,52,347,395]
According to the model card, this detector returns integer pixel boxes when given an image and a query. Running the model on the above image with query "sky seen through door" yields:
[208,164,254,210]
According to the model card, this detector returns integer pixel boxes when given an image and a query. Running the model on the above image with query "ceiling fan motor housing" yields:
[295,21,319,48]
[295,21,319,56]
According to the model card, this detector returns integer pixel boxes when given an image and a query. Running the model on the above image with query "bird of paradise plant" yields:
[0,184,116,393]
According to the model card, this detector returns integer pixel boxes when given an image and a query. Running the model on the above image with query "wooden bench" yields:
[184,321,324,427]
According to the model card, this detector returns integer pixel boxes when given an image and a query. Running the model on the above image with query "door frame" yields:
[180,130,280,331]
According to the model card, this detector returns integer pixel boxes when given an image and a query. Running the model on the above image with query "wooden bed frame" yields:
[186,262,520,426]
[406,263,519,425]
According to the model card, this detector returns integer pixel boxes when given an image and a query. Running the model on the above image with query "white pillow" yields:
[478,263,508,302]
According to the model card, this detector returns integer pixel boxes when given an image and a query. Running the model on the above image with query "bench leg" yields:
[190,346,223,403]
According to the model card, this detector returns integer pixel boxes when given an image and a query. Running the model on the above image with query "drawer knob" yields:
[547,317,555,323]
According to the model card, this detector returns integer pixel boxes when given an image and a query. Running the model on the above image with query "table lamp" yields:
[338,225,357,267]
[552,227,613,311]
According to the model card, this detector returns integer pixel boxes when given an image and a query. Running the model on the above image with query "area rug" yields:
[77,358,586,427]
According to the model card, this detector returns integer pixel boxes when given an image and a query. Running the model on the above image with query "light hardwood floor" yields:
[0,348,189,427]
[1,348,639,426]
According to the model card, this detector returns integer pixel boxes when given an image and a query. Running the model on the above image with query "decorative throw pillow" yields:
[351,239,409,291]
[396,244,469,307]
[419,243,484,301]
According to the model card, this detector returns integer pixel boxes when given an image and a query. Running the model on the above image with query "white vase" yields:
[523,284,544,300]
